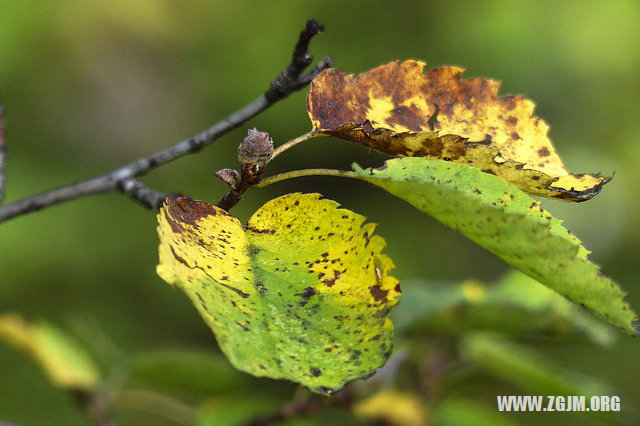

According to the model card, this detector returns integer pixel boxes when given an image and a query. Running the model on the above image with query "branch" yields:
[117,178,177,211]
[0,19,332,224]
[265,19,325,103]
[243,387,353,426]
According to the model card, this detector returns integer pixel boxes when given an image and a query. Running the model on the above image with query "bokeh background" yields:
[1,1,639,425]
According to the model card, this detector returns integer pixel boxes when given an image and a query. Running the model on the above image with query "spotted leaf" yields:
[353,157,637,335]
[308,60,610,201]
[156,193,401,393]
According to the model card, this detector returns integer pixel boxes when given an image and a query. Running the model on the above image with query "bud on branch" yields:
[238,128,274,184]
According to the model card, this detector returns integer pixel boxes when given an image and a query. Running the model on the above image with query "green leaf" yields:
[197,393,281,426]
[434,399,517,426]
[0,313,100,390]
[197,393,325,426]
[460,333,612,397]
[353,157,638,335]
[394,271,615,345]
[130,349,249,397]
[156,193,401,393]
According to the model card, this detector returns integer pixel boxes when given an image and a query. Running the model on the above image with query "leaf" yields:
[353,389,427,426]
[460,333,613,397]
[130,349,249,397]
[198,393,327,426]
[353,157,638,335]
[307,60,610,201]
[394,271,615,345]
[434,399,517,426]
[0,313,100,390]
[197,393,281,426]
[156,193,401,393]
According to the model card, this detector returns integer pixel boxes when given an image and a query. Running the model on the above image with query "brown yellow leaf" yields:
[307,60,610,201]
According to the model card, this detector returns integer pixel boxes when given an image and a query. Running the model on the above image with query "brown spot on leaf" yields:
[169,245,190,267]
[246,225,275,234]
[165,197,219,232]
[323,270,342,287]
[297,286,317,307]
[369,285,389,302]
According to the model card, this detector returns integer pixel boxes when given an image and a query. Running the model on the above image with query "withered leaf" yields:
[307,60,610,201]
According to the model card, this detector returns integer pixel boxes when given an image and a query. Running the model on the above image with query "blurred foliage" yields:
[395,271,615,345]
[353,389,426,426]
[0,313,100,390]
[459,333,611,398]
[1,1,639,425]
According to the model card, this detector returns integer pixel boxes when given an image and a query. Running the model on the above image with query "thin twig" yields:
[114,388,195,425]
[270,131,320,160]
[244,387,353,426]
[216,178,251,212]
[253,168,359,188]
[72,388,117,426]
[266,19,325,103]
[0,20,332,224]
[0,102,6,204]
[116,178,176,211]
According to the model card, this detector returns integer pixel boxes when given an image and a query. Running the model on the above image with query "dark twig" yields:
[116,178,176,211]
[417,349,453,400]
[72,389,117,426]
[0,20,331,224]
[0,102,6,204]
[265,19,324,103]
[216,178,250,212]
[244,387,353,426]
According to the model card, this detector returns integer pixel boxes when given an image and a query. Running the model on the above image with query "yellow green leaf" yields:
[353,157,637,335]
[156,193,401,393]
[0,314,100,390]
[307,60,610,201]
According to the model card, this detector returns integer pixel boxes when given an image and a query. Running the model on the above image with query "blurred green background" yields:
[1,1,639,425]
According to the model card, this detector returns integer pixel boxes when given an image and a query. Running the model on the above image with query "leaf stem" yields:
[270,131,323,160]
[113,388,195,424]
[253,168,360,188]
